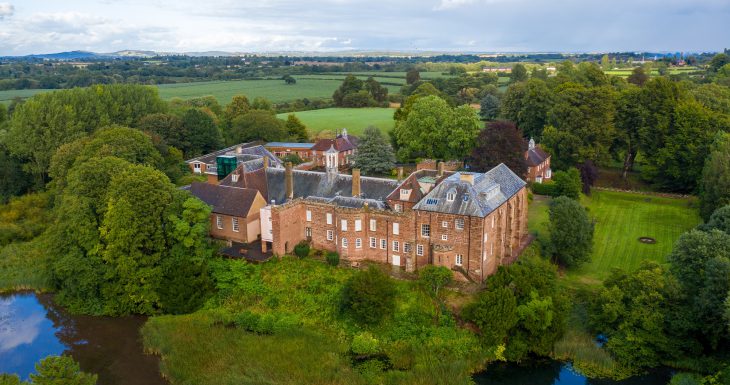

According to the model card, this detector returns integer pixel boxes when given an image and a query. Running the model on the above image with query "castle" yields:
[187,143,529,282]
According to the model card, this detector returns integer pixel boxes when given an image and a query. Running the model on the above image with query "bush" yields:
[531,181,557,196]
[669,373,703,385]
[326,251,340,266]
[294,242,310,258]
[351,332,380,356]
[341,266,396,325]
[553,167,582,199]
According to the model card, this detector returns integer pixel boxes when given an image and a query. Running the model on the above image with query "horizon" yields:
[1,0,729,56]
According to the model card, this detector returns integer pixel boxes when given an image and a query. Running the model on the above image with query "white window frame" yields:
[446,192,456,201]
[404,243,412,253]
[232,217,240,232]
[442,221,448,228]
[421,224,430,238]
[306,210,312,222]
[455,218,464,230]
[356,238,362,249]
[400,189,410,199]
[193,163,202,173]
[216,215,223,230]
[393,222,400,235]
[231,174,239,183]
[342,238,348,248]
[416,244,424,256]
[305,227,312,237]
[369,219,377,231]
[394,204,403,212]
[392,240,400,252]
[355,219,362,232]
[341,219,348,231]
[441,234,448,241]
[327,230,334,241]
[326,213,333,225]
[380,239,387,250]
[456,254,463,266]
[369,237,377,248]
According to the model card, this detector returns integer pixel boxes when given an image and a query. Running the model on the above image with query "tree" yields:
[418,265,452,322]
[340,266,396,325]
[578,160,598,195]
[180,108,222,157]
[137,113,184,150]
[394,95,479,161]
[601,54,611,70]
[500,78,554,139]
[284,114,309,142]
[552,168,582,199]
[393,82,442,122]
[251,97,274,112]
[0,144,32,203]
[30,356,97,385]
[547,196,593,267]
[227,110,287,144]
[614,86,643,178]
[406,68,421,85]
[704,205,730,234]
[479,94,500,121]
[365,76,388,103]
[510,64,528,83]
[628,67,649,86]
[462,286,518,346]
[708,53,730,73]
[282,74,296,85]
[469,120,527,177]
[223,95,251,122]
[700,132,730,221]
[352,126,396,175]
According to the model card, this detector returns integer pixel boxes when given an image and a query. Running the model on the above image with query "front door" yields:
[392,255,400,266]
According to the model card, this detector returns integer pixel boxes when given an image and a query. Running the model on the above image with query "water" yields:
[474,360,672,385]
[0,292,166,385]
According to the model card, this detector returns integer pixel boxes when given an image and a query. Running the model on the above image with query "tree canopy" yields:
[352,126,396,175]
[469,120,527,177]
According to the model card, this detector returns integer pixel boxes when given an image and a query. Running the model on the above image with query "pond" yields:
[474,360,672,385]
[0,292,166,385]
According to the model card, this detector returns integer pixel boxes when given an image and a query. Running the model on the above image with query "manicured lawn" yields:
[528,190,700,285]
[278,107,395,138]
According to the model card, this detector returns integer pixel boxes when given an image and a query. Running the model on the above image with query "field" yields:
[604,66,700,77]
[0,88,53,105]
[278,107,395,138]
[528,190,700,285]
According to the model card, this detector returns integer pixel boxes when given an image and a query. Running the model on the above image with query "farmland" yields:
[528,189,700,285]
[278,107,395,138]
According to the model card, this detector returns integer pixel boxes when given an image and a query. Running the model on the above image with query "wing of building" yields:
[186,144,529,282]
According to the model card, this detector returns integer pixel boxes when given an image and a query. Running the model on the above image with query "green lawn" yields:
[528,190,700,285]
[157,78,345,104]
[278,107,395,138]
[0,88,53,105]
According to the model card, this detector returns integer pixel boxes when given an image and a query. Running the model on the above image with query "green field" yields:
[529,190,700,284]
[0,88,53,105]
[278,107,395,138]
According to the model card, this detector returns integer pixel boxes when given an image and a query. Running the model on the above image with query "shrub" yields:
[553,167,582,199]
[669,373,703,385]
[326,251,340,266]
[351,332,380,356]
[531,181,557,196]
[341,266,396,325]
[294,242,310,258]
[234,310,261,331]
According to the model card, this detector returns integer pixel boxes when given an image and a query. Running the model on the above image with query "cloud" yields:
[0,3,13,19]
[433,0,477,10]
[0,298,45,353]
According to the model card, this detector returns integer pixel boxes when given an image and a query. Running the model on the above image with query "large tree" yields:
[284,114,309,142]
[352,126,396,175]
[510,64,528,83]
[479,94,500,121]
[699,132,730,220]
[227,110,288,144]
[180,108,222,157]
[547,196,594,267]
[500,78,554,139]
[469,120,527,177]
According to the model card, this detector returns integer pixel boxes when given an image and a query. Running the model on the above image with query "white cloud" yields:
[0,3,13,19]
[433,0,477,10]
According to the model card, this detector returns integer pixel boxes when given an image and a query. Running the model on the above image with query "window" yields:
[215,215,224,230]
[392,240,400,252]
[232,218,240,232]
[455,254,463,266]
[305,227,312,237]
[455,218,464,230]
[370,237,377,248]
[421,224,431,237]
[463,194,470,202]
[356,238,362,248]
[400,189,411,199]
[416,244,424,256]
[442,221,448,228]
[425,198,439,205]
[369,219,377,231]
[492,216,495,228]
[326,213,333,225]
[306,210,312,222]
[446,191,456,201]
[341,219,348,231]
[404,243,412,253]
[393,222,400,235]
[441,234,448,241]
[342,238,348,248]
[193,163,201,173]
[380,239,387,249]
[394,204,403,212]
[327,230,334,241]
[355,219,362,231]
[231,174,239,183]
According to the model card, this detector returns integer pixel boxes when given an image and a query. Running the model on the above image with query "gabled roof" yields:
[386,169,449,203]
[311,134,358,152]
[189,182,260,217]
[412,164,526,218]
[526,146,550,167]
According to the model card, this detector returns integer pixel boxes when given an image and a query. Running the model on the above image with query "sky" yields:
[0,0,728,56]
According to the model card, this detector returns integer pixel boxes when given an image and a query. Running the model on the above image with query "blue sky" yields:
[0,0,728,55]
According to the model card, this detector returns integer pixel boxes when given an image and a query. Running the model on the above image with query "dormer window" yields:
[400,189,411,200]
[446,190,456,202]
[231,174,239,183]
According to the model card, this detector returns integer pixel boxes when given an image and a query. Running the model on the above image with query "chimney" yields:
[437,161,445,177]
[236,146,243,154]
[285,162,293,200]
[352,168,361,197]
[263,156,269,169]
[397,166,404,180]
[460,173,474,185]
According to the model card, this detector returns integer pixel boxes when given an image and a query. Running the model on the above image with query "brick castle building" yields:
[189,144,529,282]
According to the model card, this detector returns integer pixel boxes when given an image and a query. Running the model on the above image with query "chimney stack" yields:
[285,162,293,200]
[263,156,269,170]
[352,168,361,197]
[437,161,445,177]
[397,166,404,180]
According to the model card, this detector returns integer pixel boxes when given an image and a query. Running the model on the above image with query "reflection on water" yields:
[0,292,166,385]
[473,360,672,385]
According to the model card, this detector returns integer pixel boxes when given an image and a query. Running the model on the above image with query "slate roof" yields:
[189,182,260,217]
[186,143,282,169]
[265,142,315,149]
[311,134,358,152]
[264,168,399,205]
[412,163,526,218]
[526,146,550,167]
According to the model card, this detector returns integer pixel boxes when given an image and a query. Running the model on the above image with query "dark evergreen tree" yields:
[352,126,396,175]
